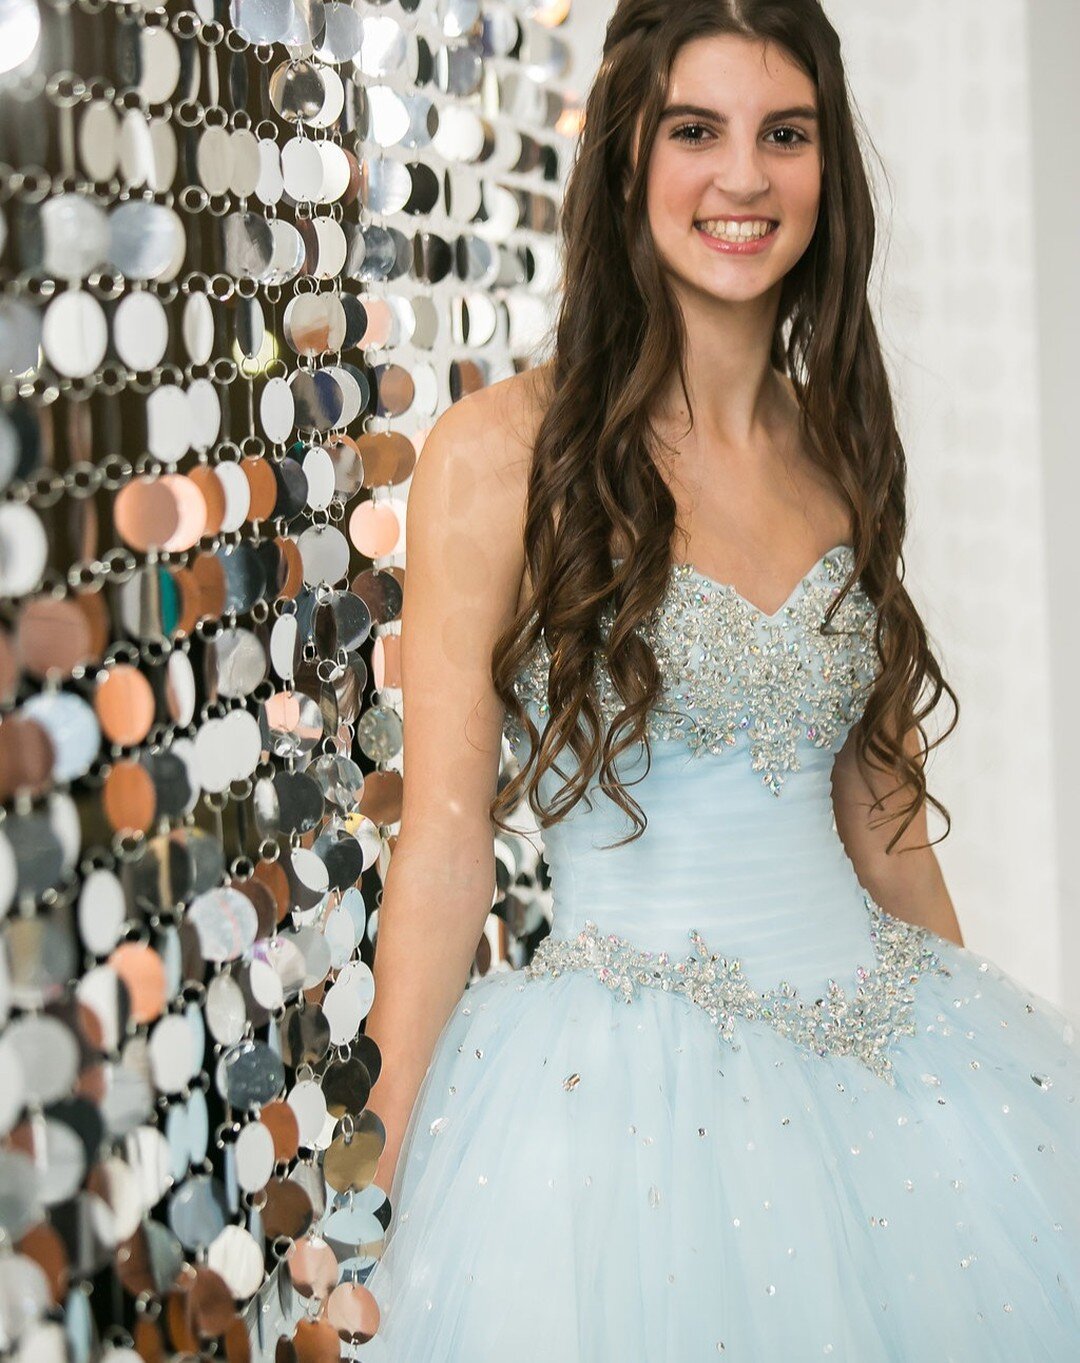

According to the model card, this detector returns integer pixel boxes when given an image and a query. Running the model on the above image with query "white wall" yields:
[1028,0,1080,1016]
[560,2,1074,1007]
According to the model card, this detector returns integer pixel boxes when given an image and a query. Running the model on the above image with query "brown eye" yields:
[672,123,711,144]
[767,126,810,149]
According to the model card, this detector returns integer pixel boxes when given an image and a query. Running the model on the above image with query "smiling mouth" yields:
[694,219,779,242]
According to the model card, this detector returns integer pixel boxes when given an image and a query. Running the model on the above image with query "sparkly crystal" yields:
[504,549,880,795]
[524,893,951,1086]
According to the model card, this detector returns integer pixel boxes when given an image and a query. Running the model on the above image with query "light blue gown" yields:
[360,546,1080,1361]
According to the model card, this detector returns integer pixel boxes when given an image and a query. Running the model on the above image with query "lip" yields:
[694,221,779,255]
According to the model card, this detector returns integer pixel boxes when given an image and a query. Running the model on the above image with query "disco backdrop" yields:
[0,0,574,1357]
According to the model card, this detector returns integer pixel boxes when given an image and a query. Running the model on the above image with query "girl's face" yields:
[640,34,824,307]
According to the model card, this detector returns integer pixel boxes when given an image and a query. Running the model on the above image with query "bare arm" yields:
[831,721,964,947]
[362,376,538,1202]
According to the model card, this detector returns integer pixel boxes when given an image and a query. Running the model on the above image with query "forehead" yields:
[666,33,815,109]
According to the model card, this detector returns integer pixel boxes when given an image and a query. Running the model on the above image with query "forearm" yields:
[363,833,496,1194]
[862,850,964,948]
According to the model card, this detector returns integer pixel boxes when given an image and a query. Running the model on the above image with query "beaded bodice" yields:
[503,546,881,796]
[505,547,945,1082]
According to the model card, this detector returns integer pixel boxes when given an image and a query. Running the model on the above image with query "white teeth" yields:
[697,219,775,241]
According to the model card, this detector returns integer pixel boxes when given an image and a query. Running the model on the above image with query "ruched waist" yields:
[538,739,881,997]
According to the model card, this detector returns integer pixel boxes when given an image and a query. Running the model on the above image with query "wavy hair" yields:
[490,0,958,853]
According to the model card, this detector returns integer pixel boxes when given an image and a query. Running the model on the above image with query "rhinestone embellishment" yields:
[524,894,951,1085]
[505,548,880,795]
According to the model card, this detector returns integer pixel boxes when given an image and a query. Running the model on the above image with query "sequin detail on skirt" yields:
[523,894,952,1085]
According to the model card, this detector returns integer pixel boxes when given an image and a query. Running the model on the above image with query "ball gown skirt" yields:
[357,551,1080,1361]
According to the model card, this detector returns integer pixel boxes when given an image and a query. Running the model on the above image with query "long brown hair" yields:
[490,0,958,853]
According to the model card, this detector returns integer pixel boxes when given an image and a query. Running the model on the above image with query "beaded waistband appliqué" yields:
[523,894,951,1086]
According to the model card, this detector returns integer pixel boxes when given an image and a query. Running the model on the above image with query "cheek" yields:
[647,152,706,225]
[781,171,823,222]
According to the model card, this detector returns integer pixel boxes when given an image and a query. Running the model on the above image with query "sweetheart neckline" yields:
[672,542,855,620]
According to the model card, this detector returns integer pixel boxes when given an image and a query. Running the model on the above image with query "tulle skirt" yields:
[358,928,1080,1361]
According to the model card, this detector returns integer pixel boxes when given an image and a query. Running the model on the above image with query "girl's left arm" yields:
[831,721,964,947]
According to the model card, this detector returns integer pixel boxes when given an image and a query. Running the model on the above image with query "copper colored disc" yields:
[187,552,227,623]
[73,588,110,656]
[354,431,415,484]
[241,455,277,522]
[293,1318,341,1363]
[95,664,156,746]
[252,858,290,924]
[372,631,401,688]
[224,1317,252,1363]
[259,1101,300,1163]
[233,875,277,939]
[114,476,180,553]
[171,567,202,638]
[0,714,55,800]
[286,1234,337,1300]
[188,1264,236,1338]
[261,1177,313,1240]
[76,1000,106,1052]
[340,147,362,206]
[103,759,157,834]
[358,769,402,826]
[115,1222,182,1298]
[275,536,303,600]
[108,942,167,1024]
[347,500,399,558]
[188,465,226,537]
[134,1316,167,1363]
[18,1222,69,1305]
[359,299,391,348]
[161,473,208,553]
[166,1276,200,1354]
[325,1281,379,1344]
[376,364,413,415]
[0,626,17,704]
[16,596,96,678]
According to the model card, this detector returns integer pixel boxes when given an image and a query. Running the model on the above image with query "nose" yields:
[711,137,770,199]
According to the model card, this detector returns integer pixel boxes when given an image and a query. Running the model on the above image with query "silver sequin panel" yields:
[504,548,881,795]
[523,893,952,1086]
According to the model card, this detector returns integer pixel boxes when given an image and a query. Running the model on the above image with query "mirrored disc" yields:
[42,291,108,378]
[205,972,246,1046]
[187,888,258,963]
[146,385,191,465]
[108,202,184,281]
[259,376,295,444]
[0,504,47,598]
[268,59,325,123]
[283,293,346,357]
[167,1173,227,1251]
[22,691,100,782]
[182,293,215,365]
[0,298,40,379]
[230,0,294,44]
[222,211,274,281]
[41,194,109,280]
[233,1121,274,1195]
[113,291,169,372]
[217,1039,285,1110]
[79,101,120,182]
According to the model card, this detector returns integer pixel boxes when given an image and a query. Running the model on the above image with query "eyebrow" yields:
[660,103,819,123]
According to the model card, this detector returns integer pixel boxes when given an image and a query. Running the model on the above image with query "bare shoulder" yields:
[424,361,553,486]
[411,364,553,600]
[397,364,554,837]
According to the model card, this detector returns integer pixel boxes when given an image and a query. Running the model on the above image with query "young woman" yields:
[360,1,1080,1356]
